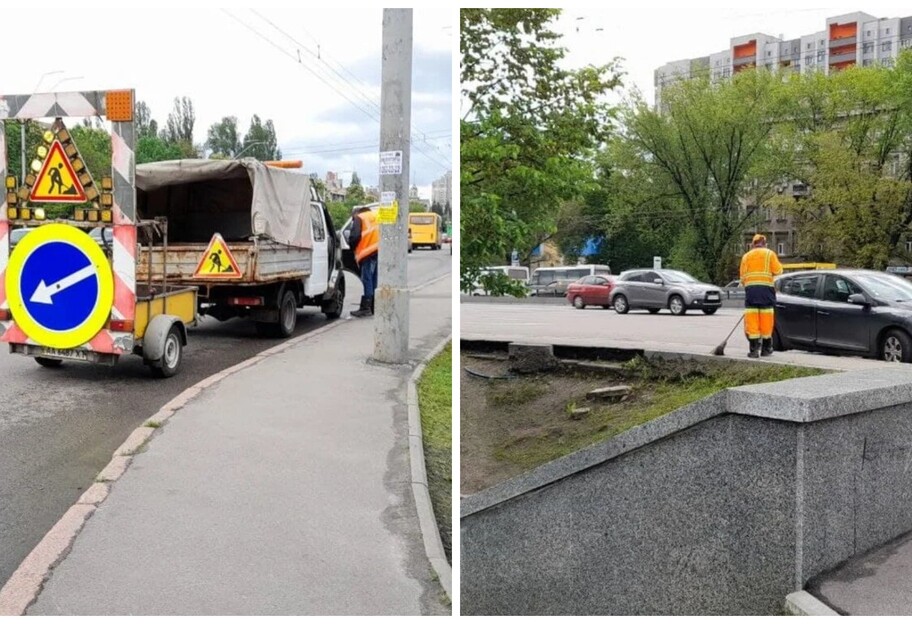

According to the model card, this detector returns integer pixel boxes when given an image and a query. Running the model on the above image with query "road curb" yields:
[407,334,452,602]
[0,318,349,616]
[785,591,841,616]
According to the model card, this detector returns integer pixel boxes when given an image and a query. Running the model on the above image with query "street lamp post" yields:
[374,9,412,364]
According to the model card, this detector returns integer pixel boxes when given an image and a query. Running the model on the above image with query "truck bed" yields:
[137,241,312,284]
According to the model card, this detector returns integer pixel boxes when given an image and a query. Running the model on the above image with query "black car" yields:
[774,269,912,362]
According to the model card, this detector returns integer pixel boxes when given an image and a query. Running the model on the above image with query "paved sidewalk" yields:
[28,277,451,615]
[810,531,912,615]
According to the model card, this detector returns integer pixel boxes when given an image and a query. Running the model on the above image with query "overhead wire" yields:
[222,9,451,172]
[248,9,452,167]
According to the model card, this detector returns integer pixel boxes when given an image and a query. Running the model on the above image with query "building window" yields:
[886,28,891,35]
[778,242,785,255]
[883,40,893,52]
[863,42,874,53]
[820,39,825,46]
[884,57,895,67]
[807,42,812,50]
[906,241,912,253]
[817,50,825,61]
[904,38,912,49]
[867,30,872,37]
[806,54,814,65]
[863,59,872,66]
[767,50,772,56]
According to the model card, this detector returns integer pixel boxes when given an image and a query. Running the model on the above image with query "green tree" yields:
[620,69,789,284]
[135,100,158,138]
[461,8,622,294]
[346,171,365,203]
[163,96,198,158]
[241,114,281,160]
[5,121,45,182]
[206,116,241,158]
[136,134,183,164]
[70,125,112,183]
[555,147,683,274]
[774,54,912,269]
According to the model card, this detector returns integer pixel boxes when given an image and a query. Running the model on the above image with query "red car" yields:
[566,275,616,309]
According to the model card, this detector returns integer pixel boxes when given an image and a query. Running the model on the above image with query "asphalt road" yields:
[0,248,450,587]
[461,301,901,371]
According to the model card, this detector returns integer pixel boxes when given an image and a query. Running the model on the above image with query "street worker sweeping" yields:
[740,233,783,358]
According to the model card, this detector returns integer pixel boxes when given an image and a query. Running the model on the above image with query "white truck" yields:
[134,159,346,337]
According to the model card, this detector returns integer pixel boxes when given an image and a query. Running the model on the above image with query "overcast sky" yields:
[0,8,452,198]
[554,4,910,105]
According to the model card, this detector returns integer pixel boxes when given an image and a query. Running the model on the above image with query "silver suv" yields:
[611,269,722,315]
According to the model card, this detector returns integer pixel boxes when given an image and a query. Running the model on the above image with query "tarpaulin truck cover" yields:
[135,158,314,249]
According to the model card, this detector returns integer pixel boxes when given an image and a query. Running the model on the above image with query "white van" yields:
[467,265,530,296]
[530,264,612,296]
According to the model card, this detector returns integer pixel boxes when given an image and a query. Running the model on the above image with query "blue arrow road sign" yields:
[20,241,99,332]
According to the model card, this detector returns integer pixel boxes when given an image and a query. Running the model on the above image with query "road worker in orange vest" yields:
[348,205,380,318]
[740,233,783,358]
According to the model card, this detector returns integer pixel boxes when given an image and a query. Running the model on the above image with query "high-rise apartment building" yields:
[655,11,912,108]
[432,171,452,209]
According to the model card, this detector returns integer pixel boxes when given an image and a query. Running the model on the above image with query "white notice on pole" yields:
[379,150,403,175]
[653,256,662,270]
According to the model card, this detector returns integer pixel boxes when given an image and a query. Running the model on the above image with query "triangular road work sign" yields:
[193,233,242,279]
[29,140,87,203]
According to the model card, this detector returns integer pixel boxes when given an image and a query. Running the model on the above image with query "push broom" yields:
[711,313,745,356]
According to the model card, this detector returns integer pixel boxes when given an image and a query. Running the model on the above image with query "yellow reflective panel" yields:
[30,159,42,173]
[33,208,46,220]
[36,145,48,159]
[42,130,54,143]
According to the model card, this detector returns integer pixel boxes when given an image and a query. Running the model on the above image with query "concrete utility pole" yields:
[374,8,412,364]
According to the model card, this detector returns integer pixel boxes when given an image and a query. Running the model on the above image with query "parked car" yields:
[723,280,745,299]
[611,269,722,315]
[773,269,912,362]
[566,275,616,309]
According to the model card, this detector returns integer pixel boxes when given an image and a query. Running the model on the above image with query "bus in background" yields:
[408,212,442,250]
[530,264,612,297]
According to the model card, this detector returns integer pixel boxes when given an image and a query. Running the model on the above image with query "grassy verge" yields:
[462,354,824,494]
[417,342,452,563]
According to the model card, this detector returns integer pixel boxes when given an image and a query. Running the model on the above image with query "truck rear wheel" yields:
[257,290,297,338]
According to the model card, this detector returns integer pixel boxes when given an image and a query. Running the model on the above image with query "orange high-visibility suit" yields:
[739,245,783,341]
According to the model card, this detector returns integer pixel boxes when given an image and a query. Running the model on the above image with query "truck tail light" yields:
[228,297,264,307]
[109,319,134,332]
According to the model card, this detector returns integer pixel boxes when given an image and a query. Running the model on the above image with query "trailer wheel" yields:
[152,326,183,378]
[35,357,63,368]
